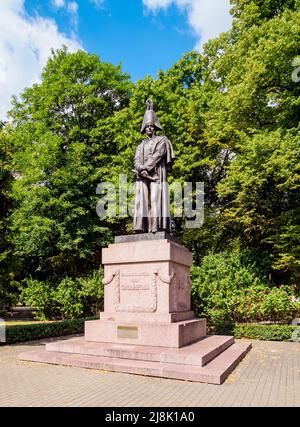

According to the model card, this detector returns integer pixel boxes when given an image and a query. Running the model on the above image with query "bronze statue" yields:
[133,100,175,233]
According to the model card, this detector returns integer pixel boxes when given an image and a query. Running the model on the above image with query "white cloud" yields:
[0,0,82,121]
[143,0,232,50]
[52,0,79,29]
[52,0,65,8]
[67,1,79,28]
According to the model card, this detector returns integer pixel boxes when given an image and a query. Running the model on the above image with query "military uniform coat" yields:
[133,135,175,233]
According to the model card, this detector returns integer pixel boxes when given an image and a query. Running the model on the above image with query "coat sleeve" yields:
[143,139,167,172]
[134,144,144,172]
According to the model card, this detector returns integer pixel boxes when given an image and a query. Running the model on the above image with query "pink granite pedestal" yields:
[19,237,251,384]
[85,238,205,348]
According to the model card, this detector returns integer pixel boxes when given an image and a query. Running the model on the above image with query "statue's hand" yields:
[141,170,148,178]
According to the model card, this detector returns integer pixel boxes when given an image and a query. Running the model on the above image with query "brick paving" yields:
[0,336,299,407]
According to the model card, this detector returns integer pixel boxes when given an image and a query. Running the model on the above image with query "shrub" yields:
[191,250,267,323]
[214,323,300,342]
[226,285,296,323]
[55,277,85,319]
[226,285,268,323]
[2,317,97,345]
[77,269,104,316]
[191,250,297,325]
[20,268,104,320]
[20,278,60,320]
[260,286,295,322]
[55,269,104,319]
[294,301,300,316]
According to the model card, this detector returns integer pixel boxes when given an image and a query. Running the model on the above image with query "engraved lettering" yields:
[121,284,150,290]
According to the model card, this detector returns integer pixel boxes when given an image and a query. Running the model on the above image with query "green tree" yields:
[204,1,300,138]
[218,128,300,277]
[201,0,300,282]
[9,48,133,283]
[3,1,300,319]
[0,123,20,312]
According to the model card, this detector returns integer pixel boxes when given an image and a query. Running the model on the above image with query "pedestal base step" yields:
[18,337,251,385]
[45,335,234,367]
[85,318,206,348]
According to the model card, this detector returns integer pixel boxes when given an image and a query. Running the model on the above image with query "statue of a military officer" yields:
[133,100,175,233]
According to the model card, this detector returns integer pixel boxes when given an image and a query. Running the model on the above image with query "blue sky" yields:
[0,0,232,120]
[25,0,197,81]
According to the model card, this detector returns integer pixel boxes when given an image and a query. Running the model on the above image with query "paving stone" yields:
[0,337,299,407]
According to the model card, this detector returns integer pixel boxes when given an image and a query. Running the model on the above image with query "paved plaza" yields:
[0,336,299,407]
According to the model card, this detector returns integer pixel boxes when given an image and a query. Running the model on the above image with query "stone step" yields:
[161,335,235,366]
[46,335,234,367]
[163,342,252,384]
[19,341,251,384]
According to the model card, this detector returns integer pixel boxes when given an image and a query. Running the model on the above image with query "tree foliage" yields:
[8,48,133,283]
[0,123,19,311]
[0,1,299,318]
[202,1,300,279]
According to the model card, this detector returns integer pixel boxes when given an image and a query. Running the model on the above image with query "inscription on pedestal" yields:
[121,282,150,291]
[120,273,150,290]
[113,270,158,313]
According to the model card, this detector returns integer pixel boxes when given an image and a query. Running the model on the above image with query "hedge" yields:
[2,317,97,345]
[214,323,300,342]
[2,318,299,344]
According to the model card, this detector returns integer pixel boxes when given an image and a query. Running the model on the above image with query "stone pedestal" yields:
[85,237,206,348]
[19,235,251,384]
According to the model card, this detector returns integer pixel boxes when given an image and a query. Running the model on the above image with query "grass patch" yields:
[4,320,55,326]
